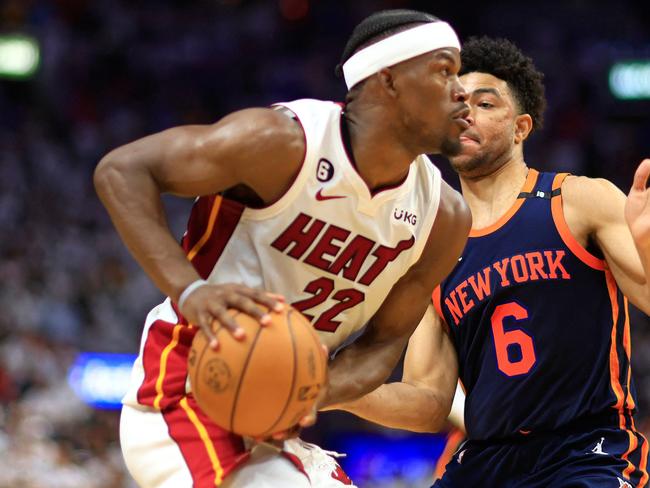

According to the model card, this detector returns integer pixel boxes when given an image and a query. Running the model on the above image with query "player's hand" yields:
[179,282,285,349]
[626,159,650,248]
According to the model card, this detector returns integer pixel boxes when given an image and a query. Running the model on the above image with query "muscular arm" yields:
[93,108,305,302]
[562,161,650,314]
[329,305,459,433]
[322,181,471,406]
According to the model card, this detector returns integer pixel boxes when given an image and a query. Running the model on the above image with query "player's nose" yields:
[452,77,468,103]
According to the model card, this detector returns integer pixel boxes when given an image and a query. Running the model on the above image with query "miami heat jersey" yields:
[124,98,441,409]
[434,169,637,441]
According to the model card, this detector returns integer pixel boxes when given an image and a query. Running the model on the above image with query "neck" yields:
[459,157,529,229]
[344,104,416,192]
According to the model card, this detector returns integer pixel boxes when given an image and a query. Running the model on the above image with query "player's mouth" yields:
[454,118,470,130]
[459,131,480,146]
[452,106,470,130]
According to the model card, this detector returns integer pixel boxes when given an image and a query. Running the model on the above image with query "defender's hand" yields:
[626,159,650,248]
[179,283,285,349]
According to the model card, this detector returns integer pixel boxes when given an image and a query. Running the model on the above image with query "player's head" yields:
[449,36,547,178]
[336,9,469,156]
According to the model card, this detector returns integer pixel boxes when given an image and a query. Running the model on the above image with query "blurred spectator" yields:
[0,1,648,486]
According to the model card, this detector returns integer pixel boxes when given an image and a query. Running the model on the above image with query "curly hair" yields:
[460,36,546,131]
[335,9,439,79]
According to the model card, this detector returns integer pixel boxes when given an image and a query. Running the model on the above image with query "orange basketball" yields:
[187,305,327,438]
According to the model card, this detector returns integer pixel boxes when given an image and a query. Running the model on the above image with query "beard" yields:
[449,148,508,179]
[439,136,462,157]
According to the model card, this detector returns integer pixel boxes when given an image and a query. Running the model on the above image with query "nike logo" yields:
[316,188,346,201]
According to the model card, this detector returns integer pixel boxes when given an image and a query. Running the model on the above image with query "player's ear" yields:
[376,67,398,98]
[514,114,533,144]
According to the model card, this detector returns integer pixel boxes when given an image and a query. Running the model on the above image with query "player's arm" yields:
[93,109,305,341]
[326,305,459,433]
[320,181,471,407]
[562,159,650,314]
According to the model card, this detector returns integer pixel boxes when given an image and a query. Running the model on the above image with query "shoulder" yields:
[212,107,305,148]
[199,107,307,202]
[561,175,625,226]
[437,180,472,231]
[418,181,471,268]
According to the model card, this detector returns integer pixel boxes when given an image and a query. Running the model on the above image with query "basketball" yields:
[187,306,327,438]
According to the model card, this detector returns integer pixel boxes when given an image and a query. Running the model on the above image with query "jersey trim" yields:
[550,173,607,271]
[153,324,184,410]
[182,196,246,280]
[433,428,465,480]
[639,437,650,486]
[187,196,223,261]
[178,396,225,485]
[468,169,538,237]
[623,297,635,411]
[605,269,639,480]
[432,286,449,333]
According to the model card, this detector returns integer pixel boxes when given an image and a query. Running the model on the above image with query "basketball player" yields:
[94,9,472,488]
[332,37,650,487]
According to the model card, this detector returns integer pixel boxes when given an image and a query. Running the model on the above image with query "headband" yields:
[342,22,461,90]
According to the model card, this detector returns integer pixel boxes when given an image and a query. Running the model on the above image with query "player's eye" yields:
[478,101,494,108]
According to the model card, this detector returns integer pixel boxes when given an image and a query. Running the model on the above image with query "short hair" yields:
[460,36,546,131]
[335,9,439,79]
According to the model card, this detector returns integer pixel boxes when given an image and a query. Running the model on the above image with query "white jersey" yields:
[124,98,441,409]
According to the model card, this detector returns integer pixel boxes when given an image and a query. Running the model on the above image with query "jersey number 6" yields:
[491,302,536,376]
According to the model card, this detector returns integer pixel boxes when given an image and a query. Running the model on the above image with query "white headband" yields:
[342,21,461,90]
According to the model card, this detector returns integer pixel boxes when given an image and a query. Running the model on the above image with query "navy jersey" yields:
[434,169,640,443]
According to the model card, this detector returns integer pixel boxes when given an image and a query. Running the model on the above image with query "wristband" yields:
[178,279,209,310]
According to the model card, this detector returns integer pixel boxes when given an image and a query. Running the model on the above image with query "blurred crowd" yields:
[1,0,649,486]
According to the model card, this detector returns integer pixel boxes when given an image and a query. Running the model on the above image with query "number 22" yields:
[292,277,365,333]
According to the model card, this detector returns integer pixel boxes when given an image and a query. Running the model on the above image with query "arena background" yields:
[1,0,649,486]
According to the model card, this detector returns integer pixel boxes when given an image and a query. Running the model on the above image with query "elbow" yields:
[94,151,121,200]
[94,149,145,203]
[420,395,453,433]
[406,385,453,434]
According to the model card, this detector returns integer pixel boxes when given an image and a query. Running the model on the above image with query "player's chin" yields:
[440,136,462,157]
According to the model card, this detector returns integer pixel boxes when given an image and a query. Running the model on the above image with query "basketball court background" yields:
[0,0,649,486]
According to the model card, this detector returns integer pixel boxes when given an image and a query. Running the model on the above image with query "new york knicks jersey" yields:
[434,169,637,441]
[124,98,442,409]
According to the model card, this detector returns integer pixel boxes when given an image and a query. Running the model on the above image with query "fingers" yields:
[207,306,245,341]
[198,317,220,350]
[185,285,288,346]
[226,287,285,325]
[631,159,650,193]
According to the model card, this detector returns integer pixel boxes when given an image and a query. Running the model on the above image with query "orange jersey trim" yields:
[432,286,450,333]
[550,174,606,271]
[639,435,649,487]
[153,323,183,410]
[623,297,635,411]
[434,428,465,480]
[468,169,538,237]
[605,270,637,479]
[179,396,225,486]
[187,196,223,261]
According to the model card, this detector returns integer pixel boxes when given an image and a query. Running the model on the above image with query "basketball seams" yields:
[261,309,299,437]
[230,324,263,432]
